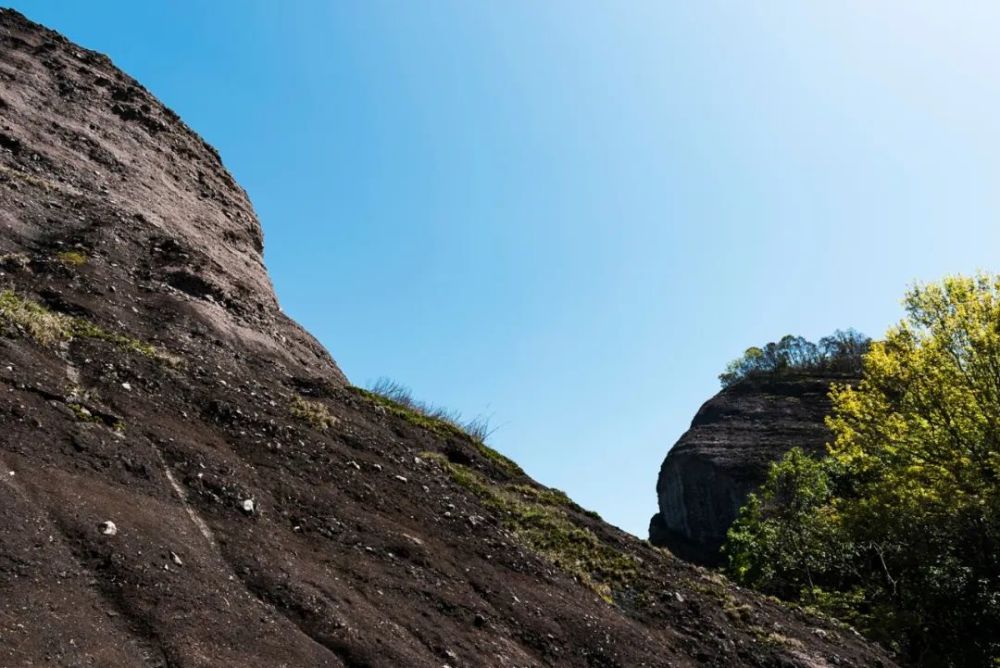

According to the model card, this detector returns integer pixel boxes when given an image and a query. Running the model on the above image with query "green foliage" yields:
[423,451,636,602]
[719,330,870,387]
[724,274,1000,666]
[725,449,850,599]
[289,395,337,430]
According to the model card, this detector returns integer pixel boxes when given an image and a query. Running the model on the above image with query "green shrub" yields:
[724,275,1000,666]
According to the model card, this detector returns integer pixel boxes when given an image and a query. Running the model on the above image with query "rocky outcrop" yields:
[0,8,342,383]
[0,10,893,666]
[650,371,859,565]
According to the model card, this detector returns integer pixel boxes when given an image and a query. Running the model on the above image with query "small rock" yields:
[170,551,183,566]
[121,382,131,391]
[675,592,685,603]
[241,499,255,514]
[394,475,408,483]
[98,520,117,536]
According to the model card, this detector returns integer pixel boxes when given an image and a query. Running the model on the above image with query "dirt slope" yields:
[0,9,894,667]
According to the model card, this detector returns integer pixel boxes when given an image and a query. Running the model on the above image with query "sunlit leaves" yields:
[724,274,1000,666]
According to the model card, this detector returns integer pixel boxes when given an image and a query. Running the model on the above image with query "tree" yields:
[725,448,851,600]
[718,330,869,387]
[725,275,1000,666]
[819,328,869,366]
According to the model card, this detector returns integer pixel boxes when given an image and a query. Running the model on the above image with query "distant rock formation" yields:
[649,370,859,565]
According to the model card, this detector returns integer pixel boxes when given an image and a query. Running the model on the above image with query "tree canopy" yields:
[719,329,870,387]
[724,275,1000,666]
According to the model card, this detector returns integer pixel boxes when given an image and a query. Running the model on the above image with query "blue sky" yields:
[13,1,1000,536]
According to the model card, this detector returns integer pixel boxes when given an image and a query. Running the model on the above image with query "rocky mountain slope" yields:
[0,9,893,667]
[649,371,859,566]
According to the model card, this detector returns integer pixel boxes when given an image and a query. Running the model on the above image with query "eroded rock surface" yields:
[0,10,892,667]
[650,372,858,565]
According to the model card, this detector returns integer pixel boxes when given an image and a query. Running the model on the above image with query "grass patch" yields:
[0,289,180,366]
[471,440,523,477]
[422,451,636,602]
[290,395,337,430]
[510,483,573,507]
[56,250,88,267]
[764,632,805,650]
[510,483,601,519]
[353,378,522,475]
[0,289,73,344]
[0,164,59,191]
[354,385,467,439]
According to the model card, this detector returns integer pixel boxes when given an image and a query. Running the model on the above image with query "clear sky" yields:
[11,1,1000,536]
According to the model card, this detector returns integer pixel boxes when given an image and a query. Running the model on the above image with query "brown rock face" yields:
[0,8,342,382]
[649,372,858,566]
[0,10,893,667]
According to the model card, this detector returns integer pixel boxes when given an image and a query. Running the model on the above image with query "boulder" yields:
[650,371,858,565]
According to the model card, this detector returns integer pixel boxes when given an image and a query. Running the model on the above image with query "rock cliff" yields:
[649,371,858,566]
[0,10,892,666]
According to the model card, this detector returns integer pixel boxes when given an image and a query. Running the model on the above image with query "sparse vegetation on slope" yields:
[0,289,179,366]
[423,451,636,602]
[351,377,519,474]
